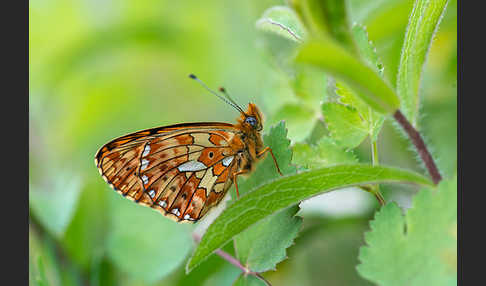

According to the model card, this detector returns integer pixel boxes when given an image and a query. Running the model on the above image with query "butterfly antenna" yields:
[218,87,245,114]
[189,74,244,114]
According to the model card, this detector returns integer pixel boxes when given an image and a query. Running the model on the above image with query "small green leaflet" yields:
[293,136,358,170]
[322,102,369,149]
[234,206,302,273]
[256,6,307,42]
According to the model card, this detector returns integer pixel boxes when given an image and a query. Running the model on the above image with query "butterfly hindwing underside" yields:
[95,123,242,223]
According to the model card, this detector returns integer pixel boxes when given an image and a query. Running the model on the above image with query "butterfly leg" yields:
[232,170,248,199]
[257,147,283,176]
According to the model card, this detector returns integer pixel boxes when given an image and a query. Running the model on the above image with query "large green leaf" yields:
[357,176,457,285]
[106,192,193,284]
[256,6,307,42]
[186,164,433,272]
[397,0,449,126]
[295,38,400,113]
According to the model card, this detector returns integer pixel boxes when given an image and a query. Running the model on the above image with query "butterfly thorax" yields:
[230,103,265,173]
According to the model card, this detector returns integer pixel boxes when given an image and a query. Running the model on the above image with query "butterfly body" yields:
[95,103,281,223]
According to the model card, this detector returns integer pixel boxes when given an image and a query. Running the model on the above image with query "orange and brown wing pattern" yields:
[95,123,241,223]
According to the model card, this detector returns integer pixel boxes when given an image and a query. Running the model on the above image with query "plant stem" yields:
[192,234,271,286]
[369,139,385,205]
[393,109,442,184]
[360,185,385,206]
[371,140,379,166]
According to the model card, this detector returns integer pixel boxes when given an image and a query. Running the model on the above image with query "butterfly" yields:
[95,74,282,223]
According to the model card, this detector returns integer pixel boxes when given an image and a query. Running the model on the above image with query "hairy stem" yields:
[393,109,442,184]
[192,234,271,285]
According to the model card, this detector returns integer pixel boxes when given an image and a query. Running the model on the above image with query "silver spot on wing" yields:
[159,200,167,208]
[141,159,149,170]
[171,208,181,216]
[222,156,234,167]
[177,160,207,172]
[148,190,155,198]
[141,175,149,185]
[142,144,151,157]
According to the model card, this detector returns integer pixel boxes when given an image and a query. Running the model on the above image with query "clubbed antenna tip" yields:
[188,74,245,115]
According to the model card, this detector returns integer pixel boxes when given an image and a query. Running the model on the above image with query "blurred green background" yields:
[29,0,456,285]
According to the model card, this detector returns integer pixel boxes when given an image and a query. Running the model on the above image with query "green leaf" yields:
[322,102,368,148]
[234,205,302,272]
[186,164,433,272]
[293,136,358,169]
[29,171,82,238]
[106,193,193,284]
[299,0,357,53]
[295,38,400,113]
[397,0,450,126]
[232,274,269,286]
[256,6,306,42]
[357,176,457,285]
[335,81,385,143]
[268,104,317,143]
[352,24,384,75]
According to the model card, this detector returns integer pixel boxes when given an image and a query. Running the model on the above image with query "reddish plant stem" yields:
[213,248,249,273]
[192,234,271,285]
[393,110,442,184]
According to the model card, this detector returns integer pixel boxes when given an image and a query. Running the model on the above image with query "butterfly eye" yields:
[245,116,258,128]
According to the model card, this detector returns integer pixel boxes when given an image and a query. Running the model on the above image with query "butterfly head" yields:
[187,75,264,132]
[240,103,263,132]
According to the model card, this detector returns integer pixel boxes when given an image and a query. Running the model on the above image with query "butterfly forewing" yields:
[95,123,240,223]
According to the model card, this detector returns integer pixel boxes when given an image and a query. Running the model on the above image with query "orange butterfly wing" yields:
[95,123,240,223]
